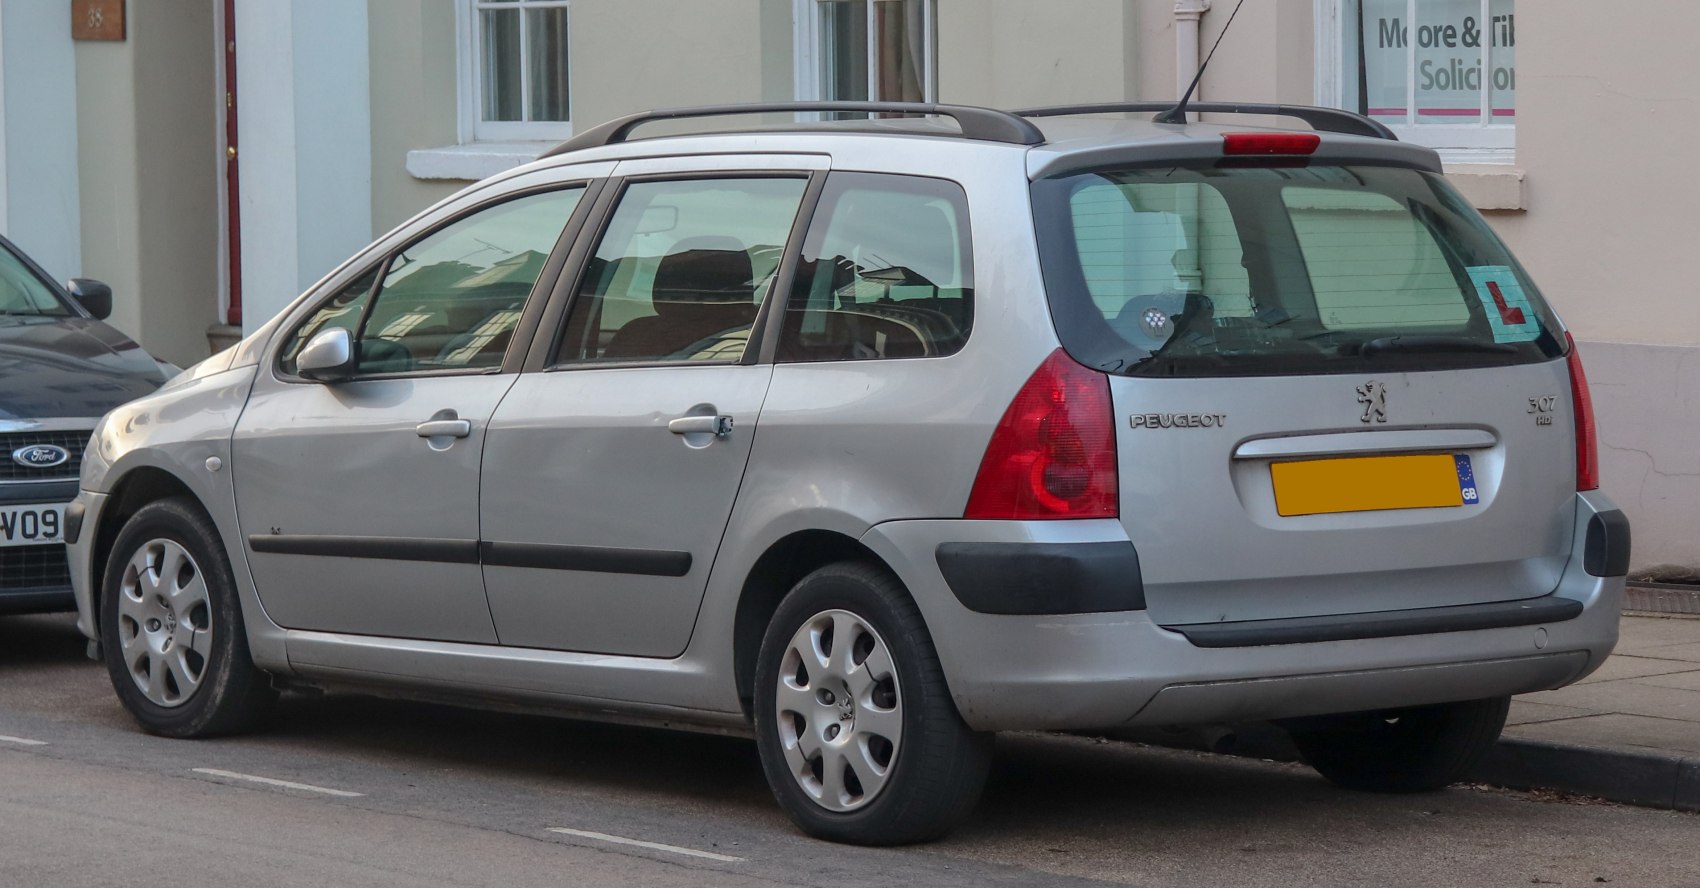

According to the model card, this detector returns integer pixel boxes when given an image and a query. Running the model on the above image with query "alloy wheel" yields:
[773,609,903,812]
[115,538,212,708]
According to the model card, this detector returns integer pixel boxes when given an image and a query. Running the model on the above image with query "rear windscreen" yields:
[1033,164,1564,376]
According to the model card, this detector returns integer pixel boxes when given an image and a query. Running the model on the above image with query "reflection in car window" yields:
[278,267,380,376]
[353,187,584,375]
[555,177,807,365]
[0,246,69,317]
[779,173,973,362]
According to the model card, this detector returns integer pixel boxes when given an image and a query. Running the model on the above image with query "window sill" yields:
[1442,164,1526,213]
[405,142,556,182]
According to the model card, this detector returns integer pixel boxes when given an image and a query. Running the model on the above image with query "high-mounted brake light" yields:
[1566,332,1599,492]
[965,349,1118,520]
[1222,132,1321,156]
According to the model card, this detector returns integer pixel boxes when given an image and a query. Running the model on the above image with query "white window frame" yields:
[1315,0,1513,163]
[455,0,573,143]
[793,0,937,105]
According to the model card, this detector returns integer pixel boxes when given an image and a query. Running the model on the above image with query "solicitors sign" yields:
[1359,0,1514,123]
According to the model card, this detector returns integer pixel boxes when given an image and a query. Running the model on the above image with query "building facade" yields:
[0,0,1694,569]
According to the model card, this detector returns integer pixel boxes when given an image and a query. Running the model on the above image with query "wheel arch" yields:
[88,466,206,637]
[731,528,904,721]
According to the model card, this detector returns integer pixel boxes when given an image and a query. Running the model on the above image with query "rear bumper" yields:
[860,491,1624,732]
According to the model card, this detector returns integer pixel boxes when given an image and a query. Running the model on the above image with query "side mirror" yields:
[67,278,113,320]
[296,327,356,382]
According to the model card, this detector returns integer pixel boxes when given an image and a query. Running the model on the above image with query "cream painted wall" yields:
[73,38,140,348]
[76,3,220,368]
[1488,2,1700,348]
[1485,2,1700,571]
[938,0,1138,108]
[132,3,220,366]
[369,0,461,236]
[1131,0,1314,106]
[570,0,781,134]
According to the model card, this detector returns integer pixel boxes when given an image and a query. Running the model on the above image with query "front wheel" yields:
[753,562,992,845]
[1283,696,1511,793]
[100,497,275,738]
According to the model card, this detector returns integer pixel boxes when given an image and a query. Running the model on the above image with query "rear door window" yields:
[554,176,807,365]
[1035,164,1564,376]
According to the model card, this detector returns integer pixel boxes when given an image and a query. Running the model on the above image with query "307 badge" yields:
[1529,395,1557,426]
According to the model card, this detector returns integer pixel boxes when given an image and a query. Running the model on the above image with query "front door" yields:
[480,164,818,656]
[232,186,588,642]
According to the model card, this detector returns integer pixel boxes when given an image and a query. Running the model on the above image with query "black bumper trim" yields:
[935,541,1145,615]
[1168,595,1585,648]
[0,480,77,506]
[63,500,85,545]
[0,587,75,615]
[1584,509,1631,577]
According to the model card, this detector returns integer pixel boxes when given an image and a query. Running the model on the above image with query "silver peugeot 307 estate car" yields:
[67,101,1627,845]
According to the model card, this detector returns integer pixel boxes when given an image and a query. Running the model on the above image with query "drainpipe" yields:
[1172,0,1209,293]
[1173,0,1211,112]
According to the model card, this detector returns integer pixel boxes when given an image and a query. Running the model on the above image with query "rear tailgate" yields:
[1033,157,1579,626]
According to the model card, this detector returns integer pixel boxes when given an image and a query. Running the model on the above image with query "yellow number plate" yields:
[1271,454,1463,517]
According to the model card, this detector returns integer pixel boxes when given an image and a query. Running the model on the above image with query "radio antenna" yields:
[1154,0,1249,125]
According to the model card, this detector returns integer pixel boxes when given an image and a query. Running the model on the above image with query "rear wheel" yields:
[100,497,275,738]
[753,561,992,845]
[1284,696,1510,793]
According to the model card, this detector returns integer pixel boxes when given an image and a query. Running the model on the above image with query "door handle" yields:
[668,414,734,438]
[417,415,473,438]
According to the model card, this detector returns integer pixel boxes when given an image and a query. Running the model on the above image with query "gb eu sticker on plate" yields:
[1455,454,1481,505]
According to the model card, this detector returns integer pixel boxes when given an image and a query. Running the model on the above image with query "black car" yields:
[1,234,173,614]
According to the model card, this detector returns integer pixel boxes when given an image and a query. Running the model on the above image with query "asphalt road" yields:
[3,612,1696,888]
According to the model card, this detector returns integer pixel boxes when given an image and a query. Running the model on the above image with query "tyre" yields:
[753,561,992,845]
[100,497,275,738]
[1283,696,1511,793]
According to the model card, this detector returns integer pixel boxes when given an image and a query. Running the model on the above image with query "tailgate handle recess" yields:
[1233,428,1497,461]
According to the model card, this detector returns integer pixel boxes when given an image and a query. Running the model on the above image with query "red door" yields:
[223,0,242,326]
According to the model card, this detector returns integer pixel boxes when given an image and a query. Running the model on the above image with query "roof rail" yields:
[542,102,1047,157]
[1013,102,1397,141]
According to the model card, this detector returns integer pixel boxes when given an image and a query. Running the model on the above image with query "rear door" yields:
[478,155,823,656]
[1034,161,1575,626]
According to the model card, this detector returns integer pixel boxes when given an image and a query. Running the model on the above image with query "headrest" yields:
[653,236,754,311]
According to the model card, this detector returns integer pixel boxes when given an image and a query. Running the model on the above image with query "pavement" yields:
[1489,610,1700,811]
[1131,610,1700,813]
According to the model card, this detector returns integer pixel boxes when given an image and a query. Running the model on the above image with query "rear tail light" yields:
[1222,132,1321,156]
[965,349,1118,519]
[1566,332,1600,491]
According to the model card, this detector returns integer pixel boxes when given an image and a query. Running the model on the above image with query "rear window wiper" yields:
[1357,336,1517,357]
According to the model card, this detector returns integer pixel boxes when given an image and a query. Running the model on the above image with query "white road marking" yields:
[547,828,745,863]
[191,768,365,798]
[0,734,47,746]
